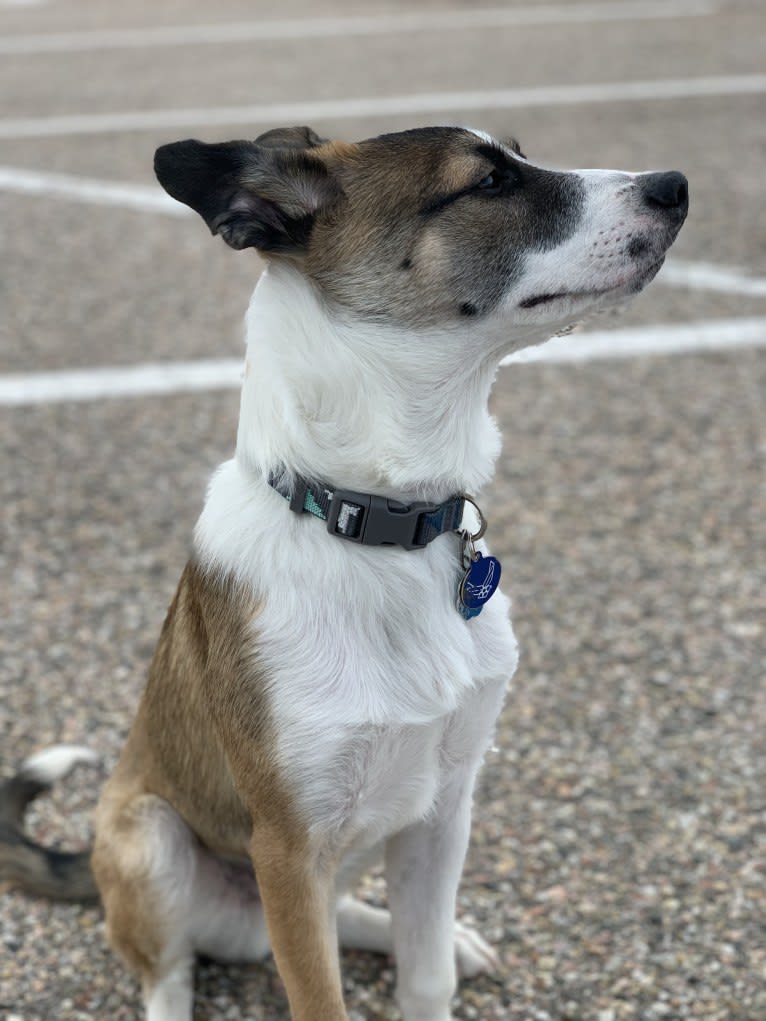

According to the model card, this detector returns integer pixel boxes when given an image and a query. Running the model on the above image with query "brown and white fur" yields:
[1,125,687,1021]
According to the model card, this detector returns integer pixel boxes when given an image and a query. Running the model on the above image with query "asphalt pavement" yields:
[1,1,764,1019]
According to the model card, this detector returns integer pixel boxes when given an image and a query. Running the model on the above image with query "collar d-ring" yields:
[461,494,487,541]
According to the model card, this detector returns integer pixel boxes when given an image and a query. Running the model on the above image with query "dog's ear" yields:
[254,125,328,150]
[153,137,340,253]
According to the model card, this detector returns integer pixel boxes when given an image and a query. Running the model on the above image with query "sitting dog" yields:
[1,124,687,1021]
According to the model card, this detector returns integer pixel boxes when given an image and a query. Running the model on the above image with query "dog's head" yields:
[155,124,687,341]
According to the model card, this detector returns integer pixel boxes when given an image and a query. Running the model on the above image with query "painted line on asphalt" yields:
[0,359,246,406]
[2,165,765,300]
[0,74,764,140]
[657,259,766,297]
[0,165,187,215]
[2,318,764,407]
[0,1,721,55]
[502,317,766,365]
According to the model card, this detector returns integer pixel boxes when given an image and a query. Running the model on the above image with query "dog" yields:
[0,124,687,1021]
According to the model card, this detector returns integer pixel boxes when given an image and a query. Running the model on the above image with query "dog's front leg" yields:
[250,829,347,1021]
[384,767,478,1021]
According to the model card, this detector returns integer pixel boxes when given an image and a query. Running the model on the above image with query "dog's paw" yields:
[455,921,501,977]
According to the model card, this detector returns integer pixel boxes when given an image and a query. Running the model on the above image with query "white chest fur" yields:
[285,673,513,857]
[196,459,518,842]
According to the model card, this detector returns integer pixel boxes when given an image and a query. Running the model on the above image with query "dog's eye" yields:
[476,170,504,196]
[475,168,518,197]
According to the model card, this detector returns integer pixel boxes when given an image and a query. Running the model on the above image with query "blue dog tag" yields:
[457,553,501,620]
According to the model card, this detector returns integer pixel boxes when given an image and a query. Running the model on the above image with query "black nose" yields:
[640,171,689,213]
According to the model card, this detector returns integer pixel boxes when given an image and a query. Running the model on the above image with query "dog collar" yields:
[268,471,465,551]
[268,471,502,618]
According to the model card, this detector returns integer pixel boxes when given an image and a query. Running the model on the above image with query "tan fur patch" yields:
[298,128,520,325]
[314,139,360,165]
[92,562,314,983]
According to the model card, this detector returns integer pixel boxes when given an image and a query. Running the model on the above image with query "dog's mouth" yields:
[518,255,666,310]
[519,291,583,309]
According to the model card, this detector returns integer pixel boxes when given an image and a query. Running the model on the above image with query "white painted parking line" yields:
[502,317,766,365]
[0,1,719,55]
[0,360,245,406]
[0,165,187,215]
[2,165,765,301]
[2,318,764,407]
[0,74,764,140]
[658,259,766,297]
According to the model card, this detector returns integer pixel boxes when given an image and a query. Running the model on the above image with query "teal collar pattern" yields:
[268,471,465,551]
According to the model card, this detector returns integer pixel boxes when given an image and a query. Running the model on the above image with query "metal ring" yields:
[462,494,487,541]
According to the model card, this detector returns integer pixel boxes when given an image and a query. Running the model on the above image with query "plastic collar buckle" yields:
[326,488,439,550]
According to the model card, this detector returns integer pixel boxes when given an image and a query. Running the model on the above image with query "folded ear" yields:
[254,125,328,150]
[153,137,340,253]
